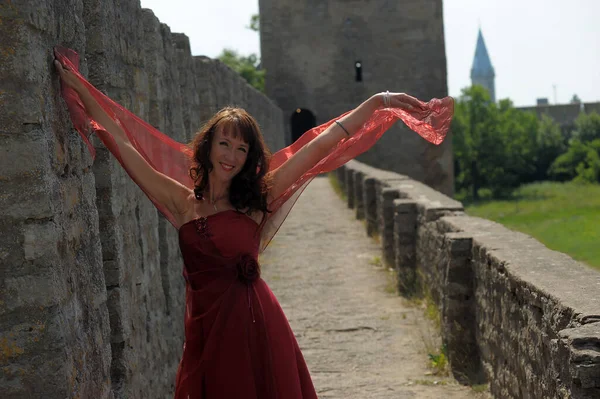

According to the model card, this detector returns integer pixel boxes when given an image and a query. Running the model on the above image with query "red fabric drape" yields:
[54,46,454,252]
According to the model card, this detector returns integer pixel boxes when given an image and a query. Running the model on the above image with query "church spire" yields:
[470,28,496,101]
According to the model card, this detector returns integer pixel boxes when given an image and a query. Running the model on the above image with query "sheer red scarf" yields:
[54,46,454,253]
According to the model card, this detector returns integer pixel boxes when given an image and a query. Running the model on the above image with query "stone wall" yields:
[337,160,600,399]
[0,1,284,398]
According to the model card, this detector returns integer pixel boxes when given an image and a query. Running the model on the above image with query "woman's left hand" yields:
[380,92,427,112]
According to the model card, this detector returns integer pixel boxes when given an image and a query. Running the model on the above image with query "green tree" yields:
[453,85,491,199]
[217,14,264,93]
[453,85,507,199]
[217,49,265,93]
[453,85,546,199]
[535,114,566,180]
[572,111,600,143]
[248,14,259,32]
[549,139,600,183]
[548,112,600,183]
[575,143,600,183]
[489,99,539,195]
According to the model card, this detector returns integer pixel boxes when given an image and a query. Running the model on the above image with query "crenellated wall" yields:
[337,160,600,399]
[0,1,284,398]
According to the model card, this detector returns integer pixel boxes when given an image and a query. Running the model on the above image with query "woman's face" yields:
[209,126,249,182]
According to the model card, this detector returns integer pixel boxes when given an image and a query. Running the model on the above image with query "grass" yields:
[328,172,347,202]
[472,384,489,393]
[427,348,448,376]
[465,182,600,270]
[369,255,382,267]
[420,293,448,376]
[404,289,450,376]
[369,255,398,295]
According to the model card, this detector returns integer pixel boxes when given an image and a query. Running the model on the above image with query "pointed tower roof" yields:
[471,28,495,78]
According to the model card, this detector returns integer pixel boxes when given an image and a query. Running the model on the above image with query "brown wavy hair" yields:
[188,107,273,216]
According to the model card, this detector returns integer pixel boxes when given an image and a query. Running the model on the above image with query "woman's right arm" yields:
[54,60,191,221]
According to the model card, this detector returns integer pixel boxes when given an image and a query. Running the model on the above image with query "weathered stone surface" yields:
[393,199,418,296]
[353,170,365,220]
[340,160,412,264]
[346,168,355,209]
[1,1,285,398]
[339,159,600,398]
[260,0,454,195]
[0,1,112,398]
[447,215,600,399]
[440,233,484,385]
[380,188,400,266]
[558,322,600,391]
[363,177,377,236]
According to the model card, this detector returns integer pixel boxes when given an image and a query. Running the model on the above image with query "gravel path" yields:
[260,176,490,399]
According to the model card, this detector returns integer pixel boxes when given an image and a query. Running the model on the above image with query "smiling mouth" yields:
[220,162,235,172]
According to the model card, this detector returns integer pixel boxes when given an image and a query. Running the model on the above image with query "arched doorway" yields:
[290,108,316,143]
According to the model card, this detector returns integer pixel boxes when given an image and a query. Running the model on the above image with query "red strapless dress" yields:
[175,210,317,398]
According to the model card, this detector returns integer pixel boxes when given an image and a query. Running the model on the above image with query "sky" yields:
[139,0,600,107]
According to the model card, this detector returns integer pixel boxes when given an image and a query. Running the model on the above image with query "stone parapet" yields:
[0,1,284,397]
[337,160,600,398]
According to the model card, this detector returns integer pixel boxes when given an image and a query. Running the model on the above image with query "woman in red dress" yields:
[54,47,453,398]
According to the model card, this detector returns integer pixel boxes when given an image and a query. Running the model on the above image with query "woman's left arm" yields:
[268,92,424,201]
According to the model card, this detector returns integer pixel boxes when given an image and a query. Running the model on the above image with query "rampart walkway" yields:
[260,176,489,398]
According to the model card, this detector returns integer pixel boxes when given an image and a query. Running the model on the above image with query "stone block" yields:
[393,199,417,291]
[346,168,355,209]
[380,188,400,265]
[558,322,600,390]
[363,177,377,237]
[354,171,365,220]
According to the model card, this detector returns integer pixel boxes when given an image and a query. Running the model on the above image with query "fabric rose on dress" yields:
[236,254,261,284]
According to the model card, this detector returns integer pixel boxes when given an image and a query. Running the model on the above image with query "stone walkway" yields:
[260,176,490,399]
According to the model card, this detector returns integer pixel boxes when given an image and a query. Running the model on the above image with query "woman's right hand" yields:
[54,59,87,94]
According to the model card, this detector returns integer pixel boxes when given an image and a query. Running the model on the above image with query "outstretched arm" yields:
[268,92,425,201]
[54,59,191,222]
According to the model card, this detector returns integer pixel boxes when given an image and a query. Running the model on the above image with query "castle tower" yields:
[470,28,496,102]
[258,0,453,195]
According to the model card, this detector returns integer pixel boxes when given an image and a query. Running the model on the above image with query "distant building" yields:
[259,0,454,195]
[517,102,600,133]
[468,28,600,133]
[470,28,496,102]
